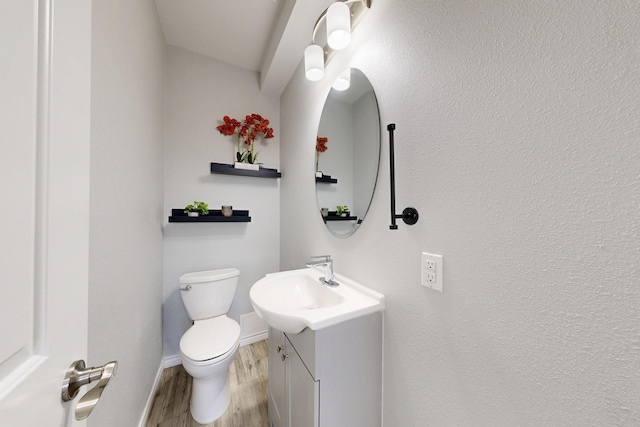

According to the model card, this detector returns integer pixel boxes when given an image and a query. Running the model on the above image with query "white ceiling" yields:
[154,0,336,97]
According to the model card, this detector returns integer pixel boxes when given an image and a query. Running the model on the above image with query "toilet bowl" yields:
[178,268,241,424]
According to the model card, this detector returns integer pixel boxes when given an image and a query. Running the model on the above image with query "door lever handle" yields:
[61,359,118,420]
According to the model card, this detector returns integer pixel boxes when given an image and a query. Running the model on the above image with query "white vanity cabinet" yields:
[268,329,287,427]
[268,311,383,427]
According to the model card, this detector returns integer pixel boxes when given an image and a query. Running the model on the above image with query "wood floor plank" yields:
[172,366,191,419]
[146,388,166,426]
[158,412,190,427]
[158,366,180,424]
[147,340,268,427]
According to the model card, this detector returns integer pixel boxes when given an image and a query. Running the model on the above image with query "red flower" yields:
[316,136,328,152]
[217,113,275,161]
[216,115,242,136]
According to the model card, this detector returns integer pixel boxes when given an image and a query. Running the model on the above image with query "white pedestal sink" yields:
[249,268,385,334]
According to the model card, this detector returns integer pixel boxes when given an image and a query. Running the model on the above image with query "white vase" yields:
[187,212,199,217]
[234,162,260,171]
[221,205,233,217]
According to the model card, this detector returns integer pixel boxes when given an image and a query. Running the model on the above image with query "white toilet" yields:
[179,268,241,424]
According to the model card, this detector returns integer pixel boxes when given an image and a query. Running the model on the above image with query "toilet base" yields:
[179,316,240,424]
[189,370,231,424]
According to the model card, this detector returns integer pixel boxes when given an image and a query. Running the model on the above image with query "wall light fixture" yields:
[304,0,371,82]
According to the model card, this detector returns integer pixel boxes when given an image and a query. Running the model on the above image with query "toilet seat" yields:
[180,316,240,362]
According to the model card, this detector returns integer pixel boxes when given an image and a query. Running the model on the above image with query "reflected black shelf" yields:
[323,213,358,222]
[168,209,251,223]
[315,174,337,184]
[210,162,281,179]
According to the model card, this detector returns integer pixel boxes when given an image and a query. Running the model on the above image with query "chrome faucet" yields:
[305,255,340,287]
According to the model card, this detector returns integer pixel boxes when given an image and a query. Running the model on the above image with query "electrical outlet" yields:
[425,260,436,271]
[421,252,443,292]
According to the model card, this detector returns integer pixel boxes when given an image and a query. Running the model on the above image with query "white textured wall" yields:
[89,0,165,426]
[280,1,640,425]
[352,90,379,217]
[163,46,280,358]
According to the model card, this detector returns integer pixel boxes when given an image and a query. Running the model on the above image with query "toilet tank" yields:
[179,268,239,321]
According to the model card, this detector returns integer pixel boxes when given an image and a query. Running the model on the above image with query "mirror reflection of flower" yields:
[316,136,328,173]
[217,114,275,164]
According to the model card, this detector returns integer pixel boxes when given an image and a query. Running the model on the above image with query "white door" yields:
[0,0,93,425]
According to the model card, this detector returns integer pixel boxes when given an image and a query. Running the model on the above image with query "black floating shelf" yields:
[323,214,358,222]
[210,162,281,179]
[168,209,251,223]
[315,174,338,184]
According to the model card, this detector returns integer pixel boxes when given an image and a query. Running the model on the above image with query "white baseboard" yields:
[137,359,164,427]
[240,311,267,342]
[240,329,268,346]
[164,353,182,368]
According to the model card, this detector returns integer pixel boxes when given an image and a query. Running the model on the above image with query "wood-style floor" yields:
[146,340,269,427]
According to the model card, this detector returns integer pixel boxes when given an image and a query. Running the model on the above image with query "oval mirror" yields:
[315,68,380,238]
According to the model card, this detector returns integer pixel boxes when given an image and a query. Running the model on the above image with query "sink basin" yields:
[250,268,385,334]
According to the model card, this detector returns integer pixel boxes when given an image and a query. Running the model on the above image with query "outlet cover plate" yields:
[421,252,443,292]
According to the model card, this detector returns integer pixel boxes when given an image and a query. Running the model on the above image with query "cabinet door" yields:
[289,344,319,427]
[268,329,287,427]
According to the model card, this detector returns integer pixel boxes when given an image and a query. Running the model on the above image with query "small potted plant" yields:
[336,205,350,217]
[184,201,209,217]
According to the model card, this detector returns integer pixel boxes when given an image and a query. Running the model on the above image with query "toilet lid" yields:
[180,316,240,362]
[179,268,239,284]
